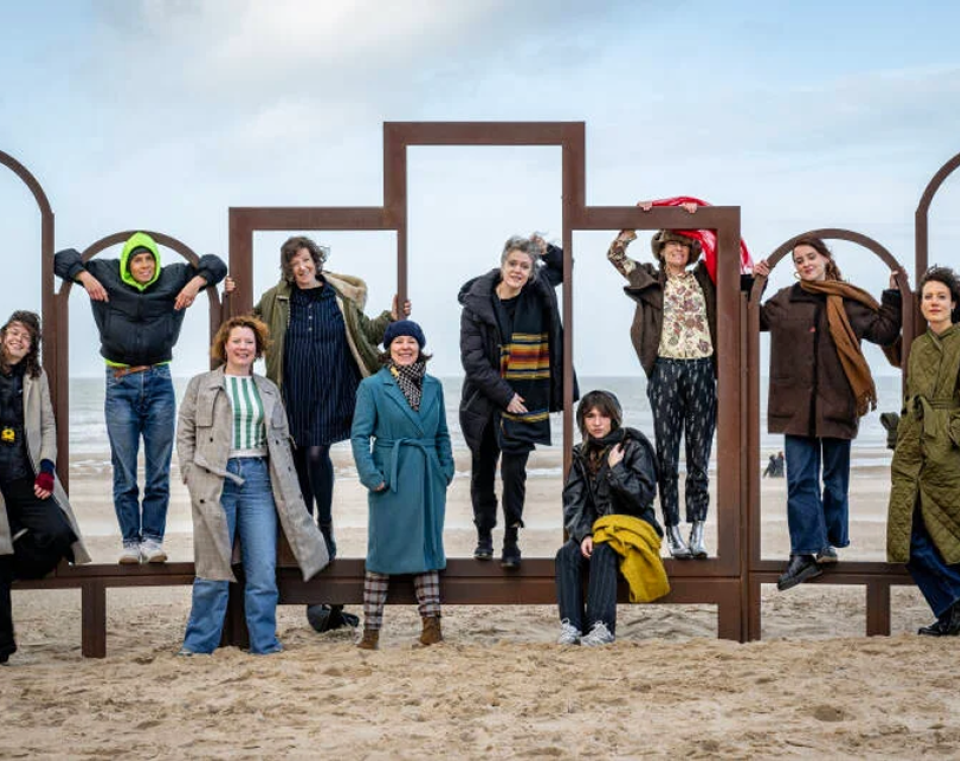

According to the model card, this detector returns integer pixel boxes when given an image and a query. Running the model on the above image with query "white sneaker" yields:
[141,539,167,563]
[557,619,581,645]
[580,621,615,647]
[119,542,141,564]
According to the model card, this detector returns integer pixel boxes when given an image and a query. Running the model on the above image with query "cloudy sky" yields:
[1,0,959,377]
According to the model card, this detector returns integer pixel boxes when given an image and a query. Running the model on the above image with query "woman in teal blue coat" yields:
[350,320,455,649]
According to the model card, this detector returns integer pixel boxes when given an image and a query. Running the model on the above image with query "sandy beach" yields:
[3,449,956,759]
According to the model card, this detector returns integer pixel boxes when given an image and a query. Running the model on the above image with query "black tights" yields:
[293,445,336,557]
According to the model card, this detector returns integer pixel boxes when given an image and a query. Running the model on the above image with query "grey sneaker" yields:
[141,539,167,563]
[557,620,581,645]
[581,621,615,647]
[119,542,141,564]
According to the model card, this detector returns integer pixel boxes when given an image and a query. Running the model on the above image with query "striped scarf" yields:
[496,287,552,450]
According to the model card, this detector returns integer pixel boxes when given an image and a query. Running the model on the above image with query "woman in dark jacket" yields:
[555,390,661,646]
[887,266,960,636]
[459,235,570,568]
[607,208,718,559]
[754,237,902,590]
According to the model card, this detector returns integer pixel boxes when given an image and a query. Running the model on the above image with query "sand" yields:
[3,449,958,759]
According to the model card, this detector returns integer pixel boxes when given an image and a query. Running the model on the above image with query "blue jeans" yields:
[182,458,280,655]
[784,435,851,555]
[104,365,175,544]
[907,507,960,619]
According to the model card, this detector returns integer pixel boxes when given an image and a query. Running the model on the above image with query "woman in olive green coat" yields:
[887,266,960,636]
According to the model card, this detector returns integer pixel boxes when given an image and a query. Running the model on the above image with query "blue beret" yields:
[383,319,426,350]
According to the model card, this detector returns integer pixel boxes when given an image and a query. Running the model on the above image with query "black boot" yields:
[776,554,822,592]
[474,530,494,561]
[918,618,949,637]
[307,603,359,633]
[501,526,521,570]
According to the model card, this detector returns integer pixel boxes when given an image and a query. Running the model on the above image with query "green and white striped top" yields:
[225,374,268,458]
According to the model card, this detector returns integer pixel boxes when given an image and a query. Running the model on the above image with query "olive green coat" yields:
[887,325,960,563]
[176,368,329,582]
[253,272,393,391]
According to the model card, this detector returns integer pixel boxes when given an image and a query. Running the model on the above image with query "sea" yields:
[66,375,901,474]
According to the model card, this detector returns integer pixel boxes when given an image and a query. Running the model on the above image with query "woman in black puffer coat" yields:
[458,235,573,568]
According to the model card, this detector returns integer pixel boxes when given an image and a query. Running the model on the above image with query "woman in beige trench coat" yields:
[177,316,328,655]
[0,311,90,664]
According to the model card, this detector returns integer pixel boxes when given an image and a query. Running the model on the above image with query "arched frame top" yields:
[915,150,960,286]
[0,148,54,218]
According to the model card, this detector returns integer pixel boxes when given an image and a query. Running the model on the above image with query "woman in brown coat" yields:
[754,238,902,590]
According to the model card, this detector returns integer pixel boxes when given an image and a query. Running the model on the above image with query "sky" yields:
[1,0,959,378]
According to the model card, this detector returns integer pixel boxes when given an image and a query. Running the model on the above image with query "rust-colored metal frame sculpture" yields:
[230,122,747,639]
[745,229,914,640]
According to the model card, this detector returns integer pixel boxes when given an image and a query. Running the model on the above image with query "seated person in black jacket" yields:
[555,390,660,646]
[55,233,226,564]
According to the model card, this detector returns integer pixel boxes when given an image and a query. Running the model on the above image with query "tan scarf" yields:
[799,279,885,417]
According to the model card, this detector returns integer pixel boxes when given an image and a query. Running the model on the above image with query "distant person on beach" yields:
[887,266,960,636]
[0,311,90,665]
[754,237,902,591]
[606,199,753,560]
[176,316,328,656]
[459,234,574,569]
[224,235,409,634]
[55,233,227,564]
[555,390,667,647]
[763,451,785,478]
[350,321,454,650]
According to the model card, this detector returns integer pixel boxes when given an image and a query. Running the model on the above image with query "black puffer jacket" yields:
[55,244,227,366]
[457,244,574,452]
[562,427,661,543]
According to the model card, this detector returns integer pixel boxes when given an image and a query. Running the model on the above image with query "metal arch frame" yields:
[744,228,914,641]
[54,230,223,489]
[0,149,59,438]
[230,121,747,638]
[915,150,960,281]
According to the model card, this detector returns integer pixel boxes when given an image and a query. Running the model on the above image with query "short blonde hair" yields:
[211,316,272,364]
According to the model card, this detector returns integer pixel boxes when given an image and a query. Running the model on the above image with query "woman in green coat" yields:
[888,266,960,636]
[350,321,455,650]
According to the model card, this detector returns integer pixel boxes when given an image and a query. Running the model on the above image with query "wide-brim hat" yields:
[650,230,703,261]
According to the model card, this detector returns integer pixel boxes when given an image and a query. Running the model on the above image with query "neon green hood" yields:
[120,232,161,291]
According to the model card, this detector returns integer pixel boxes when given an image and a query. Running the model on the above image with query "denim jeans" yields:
[182,458,281,654]
[907,507,960,619]
[104,365,175,544]
[784,435,851,555]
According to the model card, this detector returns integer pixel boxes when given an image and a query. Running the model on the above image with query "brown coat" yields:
[622,261,718,378]
[0,370,90,564]
[176,368,329,582]
[760,284,902,440]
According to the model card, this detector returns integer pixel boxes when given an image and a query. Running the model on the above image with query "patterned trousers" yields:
[646,357,717,526]
[362,570,441,630]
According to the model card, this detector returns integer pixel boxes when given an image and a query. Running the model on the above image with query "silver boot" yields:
[688,521,708,559]
[666,525,692,559]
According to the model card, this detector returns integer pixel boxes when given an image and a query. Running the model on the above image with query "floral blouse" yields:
[659,271,713,359]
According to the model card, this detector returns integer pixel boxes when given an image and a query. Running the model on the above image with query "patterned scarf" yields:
[388,359,426,411]
[800,279,885,417]
[495,286,553,450]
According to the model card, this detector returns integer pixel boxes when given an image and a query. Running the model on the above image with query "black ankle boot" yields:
[501,526,521,569]
[776,554,822,592]
[474,530,494,561]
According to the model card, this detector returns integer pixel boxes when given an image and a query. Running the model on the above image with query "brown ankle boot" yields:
[419,616,442,646]
[357,628,379,650]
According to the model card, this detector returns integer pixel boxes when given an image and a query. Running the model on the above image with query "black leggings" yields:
[292,445,336,557]
[1,476,77,656]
